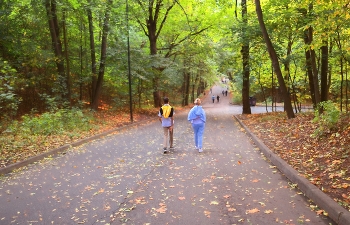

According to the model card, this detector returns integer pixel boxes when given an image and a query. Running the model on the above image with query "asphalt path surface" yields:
[0,84,333,225]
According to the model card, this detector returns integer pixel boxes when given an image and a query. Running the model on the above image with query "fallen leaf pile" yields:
[237,111,350,212]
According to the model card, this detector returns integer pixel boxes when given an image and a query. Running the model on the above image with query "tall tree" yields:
[320,40,329,103]
[90,0,113,110]
[255,0,295,119]
[45,0,68,101]
[135,0,176,107]
[301,4,321,108]
[241,0,251,114]
[87,0,97,105]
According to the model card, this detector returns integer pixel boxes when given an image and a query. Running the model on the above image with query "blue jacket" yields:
[187,105,206,123]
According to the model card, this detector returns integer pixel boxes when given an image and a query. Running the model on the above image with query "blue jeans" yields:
[192,123,205,149]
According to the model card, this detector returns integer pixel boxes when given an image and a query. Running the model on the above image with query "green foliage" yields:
[231,90,242,105]
[7,109,94,136]
[312,101,341,137]
[0,60,21,123]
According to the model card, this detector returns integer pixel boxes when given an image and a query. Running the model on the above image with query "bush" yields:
[231,91,242,105]
[0,60,21,127]
[312,101,340,137]
[7,108,94,136]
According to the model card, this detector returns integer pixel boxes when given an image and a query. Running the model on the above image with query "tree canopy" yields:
[1,0,350,125]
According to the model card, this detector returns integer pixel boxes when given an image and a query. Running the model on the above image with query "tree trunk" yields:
[303,29,317,108]
[320,41,329,102]
[300,4,320,108]
[308,4,321,105]
[182,63,190,106]
[62,10,71,103]
[91,0,113,110]
[45,0,67,101]
[241,0,251,114]
[255,0,295,119]
[340,57,344,111]
[87,0,97,104]
[137,0,175,107]
[147,6,161,107]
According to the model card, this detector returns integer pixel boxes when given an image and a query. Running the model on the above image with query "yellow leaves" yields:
[204,210,211,218]
[227,207,236,212]
[341,183,350,188]
[93,188,104,196]
[226,203,236,212]
[331,183,350,189]
[264,209,273,214]
[251,179,260,183]
[316,209,325,215]
[209,201,219,205]
[342,194,350,204]
[155,203,167,214]
[246,208,260,214]
[134,197,147,205]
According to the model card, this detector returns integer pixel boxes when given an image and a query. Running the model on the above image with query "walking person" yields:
[211,95,215,103]
[188,98,206,153]
[216,95,220,103]
[158,97,174,153]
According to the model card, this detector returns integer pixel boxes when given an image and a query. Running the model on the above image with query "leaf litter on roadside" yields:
[237,112,350,211]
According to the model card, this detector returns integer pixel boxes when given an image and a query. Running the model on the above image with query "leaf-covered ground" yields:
[236,112,350,212]
[1,108,349,213]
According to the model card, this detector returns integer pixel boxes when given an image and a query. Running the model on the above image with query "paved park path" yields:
[0,84,334,225]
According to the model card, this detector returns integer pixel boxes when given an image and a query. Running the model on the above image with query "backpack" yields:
[160,105,173,118]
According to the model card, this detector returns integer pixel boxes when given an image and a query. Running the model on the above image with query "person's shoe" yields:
[198,148,203,153]
[195,146,199,150]
[170,146,174,150]
[163,147,167,153]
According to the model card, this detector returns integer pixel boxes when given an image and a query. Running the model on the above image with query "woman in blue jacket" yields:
[187,98,206,153]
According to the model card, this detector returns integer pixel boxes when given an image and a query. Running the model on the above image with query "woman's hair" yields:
[194,98,201,104]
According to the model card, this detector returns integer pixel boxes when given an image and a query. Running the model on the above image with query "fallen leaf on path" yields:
[156,203,167,214]
[246,208,260,214]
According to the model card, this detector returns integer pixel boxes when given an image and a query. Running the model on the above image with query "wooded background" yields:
[1,0,350,125]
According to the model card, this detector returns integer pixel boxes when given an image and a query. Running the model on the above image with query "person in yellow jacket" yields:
[158,97,174,153]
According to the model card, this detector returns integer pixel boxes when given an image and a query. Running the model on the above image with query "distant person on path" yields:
[211,95,215,103]
[222,90,225,96]
[187,98,206,153]
[225,90,228,96]
[210,88,212,93]
[158,97,174,154]
[217,95,220,102]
